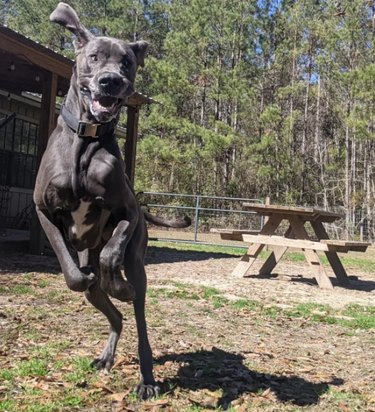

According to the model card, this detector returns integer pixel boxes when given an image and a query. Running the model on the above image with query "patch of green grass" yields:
[325,387,367,409]
[31,341,70,360]
[339,255,375,272]
[65,357,94,384]
[15,284,34,294]
[148,286,200,300]
[0,359,50,383]
[285,302,331,318]
[16,359,49,378]
[38,279,49,288]
[340,304,375,329]
[230,298,260,311]
[0,284,33,295]
[200,286,221,299]
[23,328,42,341]
[0,369,14,381]
[148,241,245,256]
[211,295,229,309]
[60,393,84,408]
[283,251,306,262]
[285,302,375,329]
[150,280,374,330]
[262,305,283,318]
[21,404,56,412]
[0,399,16,412]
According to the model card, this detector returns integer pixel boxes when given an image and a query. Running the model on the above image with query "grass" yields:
[65,357,95,384]
[1,245,374,411]
[0,283,33,295]
[0,359,49,382]
[285,302,375,329]
[148,281,375,330]
[148,240,245,256]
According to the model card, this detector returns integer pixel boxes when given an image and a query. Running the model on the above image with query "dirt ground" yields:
[0,246,374,411]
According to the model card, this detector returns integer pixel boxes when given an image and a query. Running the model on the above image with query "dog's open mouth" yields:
[92,96,118,112]
[91,96,121,116]
[81,87,123,121]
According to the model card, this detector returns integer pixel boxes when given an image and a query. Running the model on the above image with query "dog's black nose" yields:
[98,72,123,95]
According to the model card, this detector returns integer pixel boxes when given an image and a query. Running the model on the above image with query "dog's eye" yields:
[122,56,132,70]
[90,54,98,62]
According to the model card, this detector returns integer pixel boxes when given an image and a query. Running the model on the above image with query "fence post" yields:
[194,195,200,242]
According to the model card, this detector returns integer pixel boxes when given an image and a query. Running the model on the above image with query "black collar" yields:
[60,103,116,138]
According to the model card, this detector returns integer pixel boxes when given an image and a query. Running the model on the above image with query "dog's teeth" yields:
[92,98,117,113]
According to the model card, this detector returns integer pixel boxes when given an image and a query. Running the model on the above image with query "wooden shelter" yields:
[0,25,153,185]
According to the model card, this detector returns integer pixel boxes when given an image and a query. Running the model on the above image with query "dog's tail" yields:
[142,207,191,228]
[137,192,191,228]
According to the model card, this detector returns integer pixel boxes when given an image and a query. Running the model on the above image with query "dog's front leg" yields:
[99,219,136,301]
[78,248,123,371]
[36,207,97,291]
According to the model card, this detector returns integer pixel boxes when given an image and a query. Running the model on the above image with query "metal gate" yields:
[138,192,263,247]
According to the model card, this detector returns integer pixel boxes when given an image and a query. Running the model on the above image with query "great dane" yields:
[34,2,189,399]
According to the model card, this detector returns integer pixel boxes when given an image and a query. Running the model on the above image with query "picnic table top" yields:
[242,203,342,223]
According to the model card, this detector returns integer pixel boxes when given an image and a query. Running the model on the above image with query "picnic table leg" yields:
[231,215,282,278]
[310,221,350,287]
[258,226,293,276]
[289,216,333,289]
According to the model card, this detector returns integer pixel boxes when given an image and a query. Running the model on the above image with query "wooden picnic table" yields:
[226,203,370,289]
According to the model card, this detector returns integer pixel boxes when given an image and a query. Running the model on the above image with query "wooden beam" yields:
[124,106,139,185]
[288,216,333,289]
[241,234,330,251]
[231,215,283,277]
[0,27,72,79]
[36,72,58,163]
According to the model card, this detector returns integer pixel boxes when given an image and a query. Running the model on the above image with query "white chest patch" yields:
[70,200,94,239]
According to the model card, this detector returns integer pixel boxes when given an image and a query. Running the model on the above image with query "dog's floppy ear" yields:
[129,41,149,68]
[50,2,93,48]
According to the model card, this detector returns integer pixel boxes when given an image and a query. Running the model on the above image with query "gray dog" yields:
[34,2,189,399]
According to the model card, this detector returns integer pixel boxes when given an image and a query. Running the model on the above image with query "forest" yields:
[1,0,374,239]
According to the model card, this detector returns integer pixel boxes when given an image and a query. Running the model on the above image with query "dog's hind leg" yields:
[79,249,123,371]
[124,253,160,399]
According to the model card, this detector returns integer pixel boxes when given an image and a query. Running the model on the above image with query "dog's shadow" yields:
[156,347,342,410]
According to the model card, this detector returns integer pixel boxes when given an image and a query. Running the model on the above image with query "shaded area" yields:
[145,246,237,265]
[156,348,342,410]
[0,252,60,275]
[245,272,375,292]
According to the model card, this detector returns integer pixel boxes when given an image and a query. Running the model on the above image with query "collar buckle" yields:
[77,122,101,138]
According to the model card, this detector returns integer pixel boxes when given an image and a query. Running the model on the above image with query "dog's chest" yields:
[70,200,94,239]
[68,200,110,250]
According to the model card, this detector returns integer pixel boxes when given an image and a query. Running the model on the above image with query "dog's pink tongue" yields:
[92,99,106,111]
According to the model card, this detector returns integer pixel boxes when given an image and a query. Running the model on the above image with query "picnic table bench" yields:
[211,204,371,289]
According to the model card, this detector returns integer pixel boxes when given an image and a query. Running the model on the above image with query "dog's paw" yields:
[136,382,160,400]
[80,267,97,286]
[91,356,114,371]
[66,267,97,292]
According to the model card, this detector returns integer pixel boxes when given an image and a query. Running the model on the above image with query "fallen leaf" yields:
[92,381,114,394]
[143,399,170,410]
[107,391,128,402]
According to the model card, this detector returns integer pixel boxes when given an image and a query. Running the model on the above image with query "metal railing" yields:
[138,192,263,247]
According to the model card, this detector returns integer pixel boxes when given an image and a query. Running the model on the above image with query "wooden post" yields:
[124,106,140,186]
[264,196,271,250]
[37,72,58,163]
[30,71,58,254]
